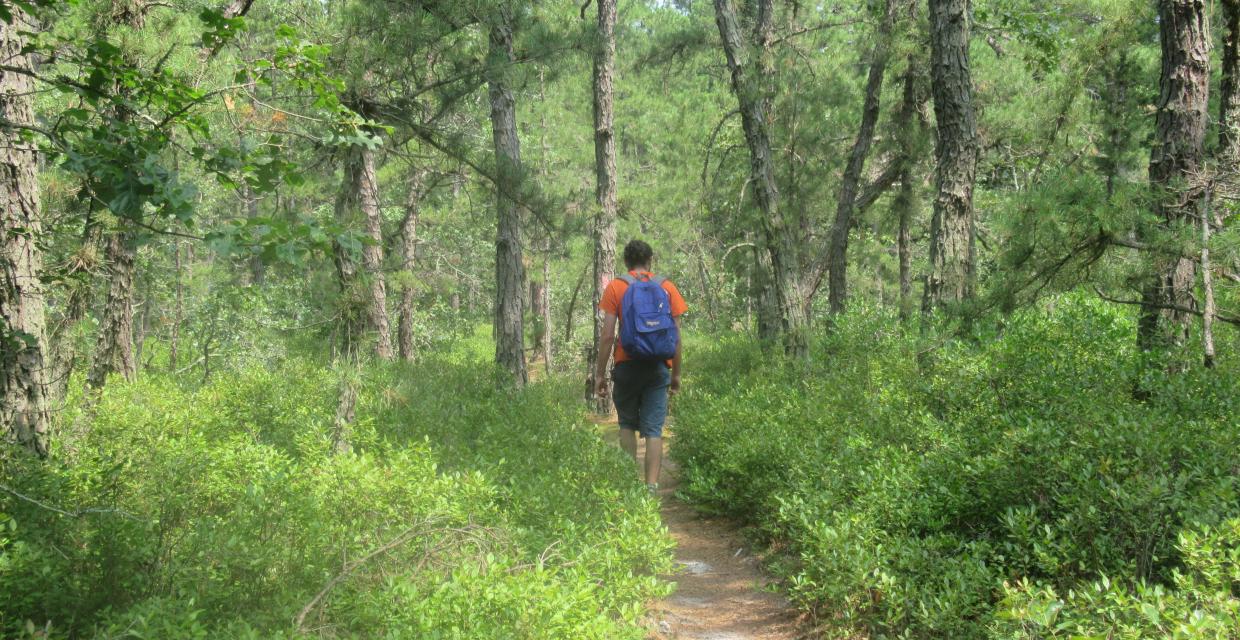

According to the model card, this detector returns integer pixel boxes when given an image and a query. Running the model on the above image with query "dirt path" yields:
[597,418,803,640]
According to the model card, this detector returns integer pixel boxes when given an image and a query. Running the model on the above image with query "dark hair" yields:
[623,239,654,269]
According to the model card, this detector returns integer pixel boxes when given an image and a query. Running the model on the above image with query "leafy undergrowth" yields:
[672,297,1240,639]
[1,346,672,638]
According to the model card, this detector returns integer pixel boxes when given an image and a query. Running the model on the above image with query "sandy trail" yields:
[597,417,803,640]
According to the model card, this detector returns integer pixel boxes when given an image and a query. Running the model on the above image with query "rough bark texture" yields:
[714,0,808,357]
[896,173,914,320]
[86,232,138,389]
[1138,0,1209,352]
[398,169,427,362]
[333,146,394,361]
[924,0,979,312]
[357,147,393,360]
[892,45,929,321]
[487,8,528,387]
[1221,0,1240,163]
[0,8,50,456]
[826,0,897,314]
[88,0,145,391]
[589,0,618,407]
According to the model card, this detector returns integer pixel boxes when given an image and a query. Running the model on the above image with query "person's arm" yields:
[670,316,682,395]
[594,312,617,398]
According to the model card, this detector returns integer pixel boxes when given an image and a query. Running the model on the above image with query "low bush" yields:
[1,351,672,638]
[672,296,1240,638]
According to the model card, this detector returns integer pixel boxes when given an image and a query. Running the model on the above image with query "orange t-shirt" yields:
[599,270,688,364]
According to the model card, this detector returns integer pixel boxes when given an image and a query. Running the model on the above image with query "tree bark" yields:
[0,7,50,456]
[826,0,898,314]
[487,7,528,387]
[398,169,427,362]
[923,0,979,312]
[1220,0,1240,164]
[714,0,808,358]
[892,42,929,321]
[87,232,138,389]
[335,145,394,361]
[589,0,618,407]
[1138,0,1210,352]
[88,0,146,391]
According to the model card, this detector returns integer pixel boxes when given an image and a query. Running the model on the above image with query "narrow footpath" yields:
[598,417,803,640]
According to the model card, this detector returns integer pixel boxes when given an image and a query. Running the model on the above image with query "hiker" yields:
[594,239,687,493]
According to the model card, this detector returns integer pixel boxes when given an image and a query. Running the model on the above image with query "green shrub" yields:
[671,295,1240,638]
[1,354,671,638]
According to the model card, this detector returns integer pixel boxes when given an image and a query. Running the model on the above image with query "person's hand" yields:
[595,376,609,399]
[670,375,681,396]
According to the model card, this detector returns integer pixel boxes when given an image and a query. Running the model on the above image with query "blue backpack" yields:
[618,273,679,361]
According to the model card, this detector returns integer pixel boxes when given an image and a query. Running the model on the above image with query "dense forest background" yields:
[1,0,1239,638]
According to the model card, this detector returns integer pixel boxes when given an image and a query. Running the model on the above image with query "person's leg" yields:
[638,364,672,488]
[619,427,638,460]
[611,362,641,467]
[644,436,662,487]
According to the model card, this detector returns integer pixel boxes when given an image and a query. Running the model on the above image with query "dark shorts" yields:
[612,360,671,439]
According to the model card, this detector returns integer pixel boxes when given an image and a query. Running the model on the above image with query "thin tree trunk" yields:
[336,146,394,361]
[715,0,808,358]
[565,261,587,344]
[487,7,528,387]
[0,6,50,455]
[358,147,393,360]
[1138,0,1209,353]
[398,169,427,362]
[169,239,182,370]
[541,245,552,372]
[88,0,145,391]
[536,69,553,374]
[1201,190,1216,368]
[923,0,979,312]
[590,0,618,407]
[826,0,898,314]
[892,41,929,322]
[1221,0,1240,165]
[244,181,264,285]
[87,231,138,389]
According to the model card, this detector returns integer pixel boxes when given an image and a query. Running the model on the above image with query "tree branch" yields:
[1093,286,1240,326]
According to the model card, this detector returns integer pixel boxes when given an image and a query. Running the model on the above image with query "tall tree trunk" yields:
[1138,0,1210,352]
[826,0,898,314]
[487,7,528,387]
[357,146,393,360]
[896,173,914,320]
[87,232,138,389]
[892,42,929,321]
[1220,0,1240,165]
[590,0,618,407]
[714,0,809,358]
[88,0,145,391]
[0,7,50,456]
[335,145,394,361]
[398,169,427,362]
[923,0,979,312]
[243,182,264,285]
[169,239,182,370]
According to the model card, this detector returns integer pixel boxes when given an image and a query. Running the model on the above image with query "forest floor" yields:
[596,416,804,640]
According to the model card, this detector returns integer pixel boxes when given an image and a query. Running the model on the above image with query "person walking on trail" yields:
[594,240,687,493]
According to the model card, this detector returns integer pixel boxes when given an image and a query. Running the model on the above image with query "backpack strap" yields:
[650,275,666,285]
[619,274,636,285]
